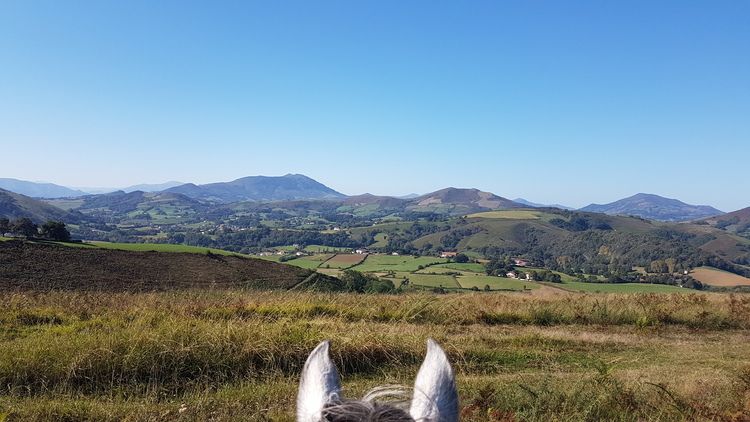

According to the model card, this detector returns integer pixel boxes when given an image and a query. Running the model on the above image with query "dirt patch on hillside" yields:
[326,253,367,264]
[528,285,577,297]
[691,268,750,287]
[0,240,330,291]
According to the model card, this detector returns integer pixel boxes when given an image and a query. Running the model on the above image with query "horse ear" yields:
[297,340,342,422]
[410,339,459,422]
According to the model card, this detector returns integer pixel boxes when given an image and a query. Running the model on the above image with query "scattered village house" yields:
[441,252,457,258]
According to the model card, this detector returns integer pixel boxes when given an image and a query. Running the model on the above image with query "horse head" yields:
[297,339,458,422]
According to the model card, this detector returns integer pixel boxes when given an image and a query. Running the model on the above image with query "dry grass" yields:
[692,267,750,287]
[1,290,750,421]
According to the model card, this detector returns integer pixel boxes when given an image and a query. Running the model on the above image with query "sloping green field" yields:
[354,254,446,272]
[560,281,694,293]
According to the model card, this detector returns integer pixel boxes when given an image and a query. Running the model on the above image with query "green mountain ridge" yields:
[0,188,83,224]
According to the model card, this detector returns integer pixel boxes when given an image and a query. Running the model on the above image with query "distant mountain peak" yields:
[414,187,523,209]
[580,193,723,222]
[164,174,346,202]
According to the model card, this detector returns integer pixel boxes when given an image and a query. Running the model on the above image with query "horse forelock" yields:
[322,399,414,422]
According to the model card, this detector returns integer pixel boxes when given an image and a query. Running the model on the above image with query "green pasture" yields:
[414,267,470,276]
[406,273,459,288]
[433,262,486,272]
[303,245,349,253]
[75,242,243,256]
[367,232,389,248]
[354,254,447,272]
[299,253,336,262]
[352,204,382,216]
[559,281,696,294]
[459,275,541,290]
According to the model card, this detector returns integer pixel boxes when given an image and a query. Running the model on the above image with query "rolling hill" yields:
[0,240,337,291]
[580,193,724,222]
[0,188,83,223]
[76,190,209,214]
[349,207,750,279]
[696,206,750,234]
[413,188,523,210]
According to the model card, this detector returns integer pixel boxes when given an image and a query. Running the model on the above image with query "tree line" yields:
[0,218,72,242]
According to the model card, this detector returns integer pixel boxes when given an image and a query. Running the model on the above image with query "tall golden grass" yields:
[1,290,750,421]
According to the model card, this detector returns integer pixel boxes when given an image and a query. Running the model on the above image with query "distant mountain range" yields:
[0,178,185,197]
[0,176,742,222]
[580,193,724,222]
[0,178,88,198]
[513,198,574,210]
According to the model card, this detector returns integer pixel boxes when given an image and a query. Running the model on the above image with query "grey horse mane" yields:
[297,339,458,422]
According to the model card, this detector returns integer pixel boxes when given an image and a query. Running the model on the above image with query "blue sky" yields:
[1,1,748,211]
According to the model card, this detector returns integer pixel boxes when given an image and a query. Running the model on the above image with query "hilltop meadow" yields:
[2,288,750,421]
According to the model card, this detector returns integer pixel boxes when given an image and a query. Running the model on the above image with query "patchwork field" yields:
[353,254,446,272]
[692,266,750,286]
[321,253,367,269]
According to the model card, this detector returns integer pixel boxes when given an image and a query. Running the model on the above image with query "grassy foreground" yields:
[1,290,750,421]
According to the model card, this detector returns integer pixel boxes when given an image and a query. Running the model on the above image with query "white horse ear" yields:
[297,340,342,422]
[410,339,459,422]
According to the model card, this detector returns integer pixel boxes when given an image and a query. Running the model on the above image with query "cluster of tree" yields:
[338,270,397,293]
[588,270,704,290]
[549,216,612,231]
[715,216,740,230]
[440,226,486,249]
[380,221,454,255]
[162,227,361,253]
[527,269,562,283]
[483,257,516,276]
[452,252,470,263]
[0,218,71,241]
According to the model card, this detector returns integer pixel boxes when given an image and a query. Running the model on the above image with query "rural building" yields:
[513,259,530,267]
[441,252,457,258]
